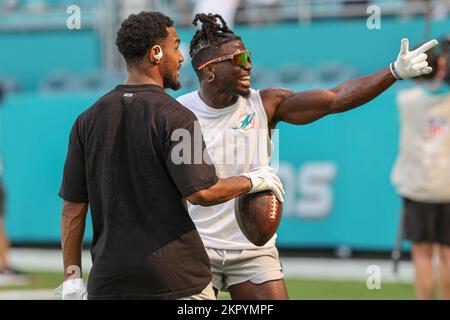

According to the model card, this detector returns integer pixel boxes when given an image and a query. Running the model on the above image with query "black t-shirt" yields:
[59,84,218,300]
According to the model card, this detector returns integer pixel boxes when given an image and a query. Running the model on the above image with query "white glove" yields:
[390,38,439,80]
[241,166,285,202]
[55,278,88,300]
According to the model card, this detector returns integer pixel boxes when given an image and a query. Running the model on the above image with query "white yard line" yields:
[0,289,57,300]
[8,248,92,272]
[281,257,413,283]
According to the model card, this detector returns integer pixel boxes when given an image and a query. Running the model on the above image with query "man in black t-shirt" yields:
[57,11,284,300]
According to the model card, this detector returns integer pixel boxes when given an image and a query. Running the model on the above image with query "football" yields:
[235,190,283,246]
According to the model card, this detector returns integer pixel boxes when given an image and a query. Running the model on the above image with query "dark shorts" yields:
[403,198,450,246]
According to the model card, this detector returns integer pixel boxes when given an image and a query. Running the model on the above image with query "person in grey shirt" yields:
[392,43,450,300]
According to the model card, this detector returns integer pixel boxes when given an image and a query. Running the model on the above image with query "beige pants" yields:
[178,282,216,300]
[207,246,284,292]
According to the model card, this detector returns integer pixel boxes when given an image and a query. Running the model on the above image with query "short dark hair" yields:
[441,35,450,84]
[116,11,174,65]
[189,13,241,72]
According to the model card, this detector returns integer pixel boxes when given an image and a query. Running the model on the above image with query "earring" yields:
[208,74,215,83]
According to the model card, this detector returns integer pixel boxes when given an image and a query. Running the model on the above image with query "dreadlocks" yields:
[190,13,241,72]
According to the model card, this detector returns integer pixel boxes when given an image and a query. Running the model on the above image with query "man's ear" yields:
[150,45,164,64]
[203,65,215,80]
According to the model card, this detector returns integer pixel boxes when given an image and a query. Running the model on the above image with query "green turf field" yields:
[217,279,415,300]
[0,272,416,300]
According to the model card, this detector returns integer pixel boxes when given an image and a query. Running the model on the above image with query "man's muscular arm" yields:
[263,38,438,126]
[186,176,251,206]
[263,67,396,126]
[186,167,285,206]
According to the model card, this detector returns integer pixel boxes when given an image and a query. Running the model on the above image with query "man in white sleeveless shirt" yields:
[178,13,439,299]
[392,45,450,300]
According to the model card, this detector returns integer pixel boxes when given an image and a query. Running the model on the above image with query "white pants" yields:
[206,246,284,292]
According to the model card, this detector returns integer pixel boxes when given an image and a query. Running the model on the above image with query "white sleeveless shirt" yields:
[177,89,276,249]
[391,85,450,203]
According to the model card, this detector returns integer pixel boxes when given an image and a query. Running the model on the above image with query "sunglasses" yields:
[198,50,251,70]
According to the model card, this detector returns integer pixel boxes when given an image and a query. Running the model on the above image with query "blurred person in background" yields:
[404,0,449,20]
[342,0,370,18]
[178,13,438,300]
[0,0,20,12]
[0,85,7,277]
[0,86,27,285]
[0,146,8,276]
[242,0,282,25]
[391,43,450,300]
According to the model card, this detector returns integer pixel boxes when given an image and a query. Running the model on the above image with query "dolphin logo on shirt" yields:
[232,112,255,130]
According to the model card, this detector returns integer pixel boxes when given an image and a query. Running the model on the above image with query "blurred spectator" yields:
[0,85,7,276]
[342,0,370,17]
[391,45,450,300]
[0,86,28,285]
[404,0,449,20]
[240,0,281,25]
[0,159,8,274]
[1,0,20,12]
[193,0,241,28]
[433,0,450,20]
[23,0,48,12]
